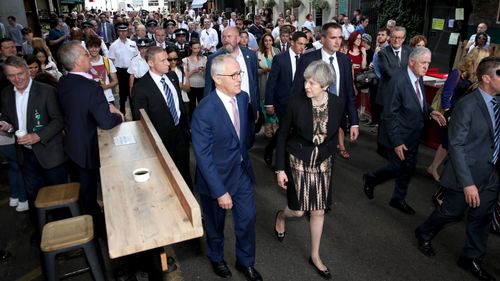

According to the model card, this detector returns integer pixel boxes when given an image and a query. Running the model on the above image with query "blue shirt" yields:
[479,87,496,130]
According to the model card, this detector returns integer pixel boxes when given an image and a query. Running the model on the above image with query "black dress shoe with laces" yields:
[211,260,231,278]
[389,199,415,215]
[457,257,496,281]
[309,257,332,280]
[363,174,375,200]
[414,229,435,257]
[235,263,263,281]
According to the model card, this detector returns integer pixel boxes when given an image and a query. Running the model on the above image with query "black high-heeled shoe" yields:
[308,257,332,280]
[274,210,285,242]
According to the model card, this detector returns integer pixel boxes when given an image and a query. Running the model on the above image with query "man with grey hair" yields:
[58,41,123,237]
[204,26,259,146]
[363,47,446,214]
[386,19,396,33]
[416,57,500,281]
[192,54,262,281]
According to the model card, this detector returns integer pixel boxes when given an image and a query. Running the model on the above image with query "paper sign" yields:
[449,33,460,45]
[448,19,455,28]
[113,134,137,146]
[455,8,464,20]
[432,18,445,30]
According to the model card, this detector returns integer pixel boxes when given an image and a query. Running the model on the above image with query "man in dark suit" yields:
[187,21,199,43]
[263,31,308,166]
[415,57,500,281]
[58,41,123,235]
[1,56,67,208]
[132,46,193,190]
[204,27,259,146]
[363,47,446,214]
[374,26,411,125]
[192,54,262,281]
[292,22,359,142]
[98,12,115,47]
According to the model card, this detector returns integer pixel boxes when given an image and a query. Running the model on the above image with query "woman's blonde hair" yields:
[459,48,490,81]
[31,37,54,59]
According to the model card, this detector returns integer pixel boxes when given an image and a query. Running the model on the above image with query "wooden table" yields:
[98,110,203,259]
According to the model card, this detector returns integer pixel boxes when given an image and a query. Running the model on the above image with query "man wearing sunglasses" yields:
[416,57,500,281]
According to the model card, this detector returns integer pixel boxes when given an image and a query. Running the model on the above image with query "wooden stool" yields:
[35,183,81,231]
[40,215,104,281]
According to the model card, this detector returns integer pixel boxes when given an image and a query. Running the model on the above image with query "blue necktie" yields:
[160,77,179,126]
[491,98,500,164]
[328,56,337,96]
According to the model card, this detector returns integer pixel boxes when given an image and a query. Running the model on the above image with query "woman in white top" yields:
[33,47,62,80]
[166,46,190,116]
[181,40,207,120]
[256,33,280,101]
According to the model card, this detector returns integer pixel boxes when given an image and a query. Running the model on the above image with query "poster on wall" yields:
[339,0,348,15]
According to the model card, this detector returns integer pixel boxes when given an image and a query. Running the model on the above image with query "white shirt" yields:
[288,48,299,80]
[149,71,181,120]
[108,38,138,68]
[90,56,117,102]
[303,20,316,31]
[321,49,340,96]
[271,26,280,40]
[407,67,423,108]
[15,79,33,133]
[468,33,491,48]
[199,28,219,53]
[342,23,354,40]
[215,89,239,125]
[234,47,250,102]
[128,55,149,78]
[392,47,401,61]
[173,67,190,102]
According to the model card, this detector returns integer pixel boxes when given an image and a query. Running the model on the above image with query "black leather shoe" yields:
[389,199,415,215]
[457,257,496,281]
[235,263,263,281]
[210,260,231,278]
[363,174,375,200]
[414,229,435,257]
[309,257,332,280]
[274,210,285,242]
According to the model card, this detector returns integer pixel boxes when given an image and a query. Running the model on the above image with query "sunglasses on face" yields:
[167,57,179,62]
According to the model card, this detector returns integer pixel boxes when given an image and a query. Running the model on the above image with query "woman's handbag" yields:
[355,69,378,90]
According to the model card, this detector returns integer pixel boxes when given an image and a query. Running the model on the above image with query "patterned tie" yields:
[229,97,240,139]
[491,98,500,164]
[415,80,423,109]
[160,77,179,126]
[329,56,337,96]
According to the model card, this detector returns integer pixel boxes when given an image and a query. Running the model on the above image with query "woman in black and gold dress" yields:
[274,60,344,280]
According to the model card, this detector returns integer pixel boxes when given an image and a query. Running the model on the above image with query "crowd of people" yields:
[0,5,499,281]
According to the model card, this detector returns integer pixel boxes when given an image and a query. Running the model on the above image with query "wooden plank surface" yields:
[99,111,203,259]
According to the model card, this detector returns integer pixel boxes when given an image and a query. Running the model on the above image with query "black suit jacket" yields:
[292,49,359,126]
[187,31,199,43]
[378,69,432,149]
[264,49,294,117]
[58,73,123,170]
[275,92,344,171]
[98,22,116,43]
[2,81,65,169]
[441,90,498,191]
[376,44,411,106]
[132,71,190,152]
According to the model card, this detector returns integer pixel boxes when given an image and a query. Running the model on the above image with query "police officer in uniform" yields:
[163,19,177,43]
[146,19,157,41]
[128,38,152,97]
[108,22,138,115]
[174,28,189,60]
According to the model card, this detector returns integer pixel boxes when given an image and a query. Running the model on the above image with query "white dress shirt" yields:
[15,79,33,133]
[288,48,299,80]
[199,28,219,53]
[321,49,340,96]
[108,38,138,68]
[234,47,250,102]
[149,71,181,120]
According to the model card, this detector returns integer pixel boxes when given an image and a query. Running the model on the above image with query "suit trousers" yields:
[369,141,419,201]
[417,169,499,259]
[199,162,256,267]
[116,67,131,115]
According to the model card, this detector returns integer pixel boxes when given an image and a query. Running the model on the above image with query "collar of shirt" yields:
[70,71,93,79]
[392,47,401,54]
[149,71,181,115]
[321,49,340,95]
[14,78,32,96]
[479,87,496,128]
[234,47,250,101]
[407,67,421,98]
[216,89,238,125]
[288,48,299,78]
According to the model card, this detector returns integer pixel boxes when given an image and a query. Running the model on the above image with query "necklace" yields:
[312,92,328,111]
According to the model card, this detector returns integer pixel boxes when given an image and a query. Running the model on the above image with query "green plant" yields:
[245,0,257,6]
[285,0,302,9]
[375,0,425,42]
[263,0,277,9]
[311,0,329,10]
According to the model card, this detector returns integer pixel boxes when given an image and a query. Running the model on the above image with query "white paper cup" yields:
[15,130,27,137]
[133,168,150,182]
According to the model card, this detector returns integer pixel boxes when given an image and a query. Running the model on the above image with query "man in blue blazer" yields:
[58,41,123,236]
[416,57,500,281]
[292,22,359,142]
[363,48,446,215]
[192,55,262,281]
[263,31,308,166]
[204,27,259,146]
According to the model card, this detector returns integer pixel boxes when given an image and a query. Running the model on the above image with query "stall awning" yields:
[191,0,207,8]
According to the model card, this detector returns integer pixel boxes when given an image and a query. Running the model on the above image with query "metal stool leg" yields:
[43,252,57,281]
[37,208,47,232]
[83,241,105,281]
[68,202,81,217]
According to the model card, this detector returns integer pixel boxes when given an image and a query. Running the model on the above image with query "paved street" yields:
[1,124,499,281]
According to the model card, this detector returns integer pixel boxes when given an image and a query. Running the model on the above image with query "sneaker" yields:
[9,197,18,207]
[16,201,29,212]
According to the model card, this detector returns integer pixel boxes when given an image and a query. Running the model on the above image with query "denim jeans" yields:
[0,144,26,202]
